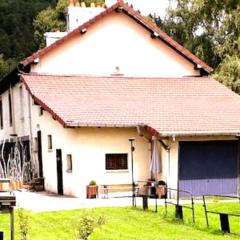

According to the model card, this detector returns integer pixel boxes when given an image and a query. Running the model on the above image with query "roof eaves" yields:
[158,130,240,138]
[20,74,67,128]
[66,121,145,128]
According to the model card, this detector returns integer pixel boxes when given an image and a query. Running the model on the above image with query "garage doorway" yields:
[179,141,238,196]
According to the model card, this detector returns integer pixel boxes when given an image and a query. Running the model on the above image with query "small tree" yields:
[18,209,31,240]
[74,211,105,240]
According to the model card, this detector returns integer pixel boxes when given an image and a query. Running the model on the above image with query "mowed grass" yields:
[0,201,239,240]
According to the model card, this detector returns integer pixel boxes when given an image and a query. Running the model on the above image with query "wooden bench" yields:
[99,184,137,198]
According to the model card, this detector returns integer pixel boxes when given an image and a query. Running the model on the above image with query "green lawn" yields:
[0,202,239,240]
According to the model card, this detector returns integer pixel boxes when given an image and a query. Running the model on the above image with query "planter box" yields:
[86,185,98,198]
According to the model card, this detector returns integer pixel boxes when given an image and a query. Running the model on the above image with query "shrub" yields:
[89,180,97,186]
[18,209,30,240]
[75,211,105,240]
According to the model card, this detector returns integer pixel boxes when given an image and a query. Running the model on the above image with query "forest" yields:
[0,0,56,79]
[0,0,239,94]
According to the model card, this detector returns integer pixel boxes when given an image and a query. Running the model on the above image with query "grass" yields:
[0,201,239,240]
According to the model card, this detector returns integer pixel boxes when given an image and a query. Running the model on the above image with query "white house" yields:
[0,0,240,198]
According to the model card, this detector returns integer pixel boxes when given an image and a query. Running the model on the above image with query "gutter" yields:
[160,131,240,138]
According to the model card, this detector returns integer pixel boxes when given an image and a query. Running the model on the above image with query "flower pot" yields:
[156,185,167,198]
[0,179,10,192]
[86,185,98,198]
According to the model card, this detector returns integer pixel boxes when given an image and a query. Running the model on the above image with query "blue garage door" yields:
[179,141,238,196]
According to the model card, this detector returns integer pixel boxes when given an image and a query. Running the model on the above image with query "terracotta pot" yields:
[156,185,166,198]
[86,185,98,198]
[10,180,16,191]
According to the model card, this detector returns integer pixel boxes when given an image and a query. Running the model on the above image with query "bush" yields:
[75,211,105,240]
[89,180,97,186]
[18,209,31,240]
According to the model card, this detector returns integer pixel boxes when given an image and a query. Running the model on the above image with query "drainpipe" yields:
[158,139,171,195]
[9,85,16,135]
[136,125,152,179]
[27,93,38,178]
[177,141,180,204]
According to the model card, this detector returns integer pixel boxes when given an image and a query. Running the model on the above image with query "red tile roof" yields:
[21,74,240,137]
[20,0,213,73]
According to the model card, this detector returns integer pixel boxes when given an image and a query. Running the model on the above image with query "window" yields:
[8,91,12,126]
[105,153,128,170]
[0,98,3,129]
[47,135,52,150]
[66,154,72,172]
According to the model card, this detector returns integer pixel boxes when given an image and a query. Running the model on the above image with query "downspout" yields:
[28,92,38,178]
[136,126,152,178]
[177,141,180,204]
[159,139,171,194]
[9,84,16,135]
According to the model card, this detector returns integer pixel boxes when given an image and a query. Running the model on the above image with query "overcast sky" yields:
[126,0,174,17]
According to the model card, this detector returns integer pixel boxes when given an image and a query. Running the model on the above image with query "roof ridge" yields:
[20,73,211,81]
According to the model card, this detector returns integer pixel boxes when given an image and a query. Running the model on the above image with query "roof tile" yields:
[21,74,240,137]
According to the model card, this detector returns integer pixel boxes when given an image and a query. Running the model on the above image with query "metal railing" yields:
[203,194,240,233]
[164,188,195,223]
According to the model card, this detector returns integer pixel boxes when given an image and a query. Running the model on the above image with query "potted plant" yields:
[156,180,167,198]
[86,180,98,198]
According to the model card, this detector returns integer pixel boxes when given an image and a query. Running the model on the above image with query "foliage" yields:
[0,55,16,80]
[18,209,31,240]
[154,0,240,94]
[33,0,68,48]
[74,211,105,240]
[0,0,55,80]
[214,55,240,94]
[89,180,97,186]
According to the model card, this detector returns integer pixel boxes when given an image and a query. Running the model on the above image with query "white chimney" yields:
[105,0,118,7]
[44,1,119,46]
[67,4,105,32]
[44,32,68,47]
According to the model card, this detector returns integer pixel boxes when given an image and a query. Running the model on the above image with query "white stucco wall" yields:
[32,107,151,197]
[0,90,13,138]
[0,83,31,140]
[0,83,237,198]
[31,12,200,77]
